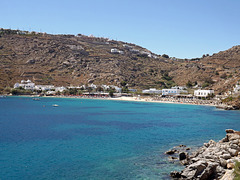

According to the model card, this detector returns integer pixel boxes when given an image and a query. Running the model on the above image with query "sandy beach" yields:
[27,95,222,108]
[110,96,221,107]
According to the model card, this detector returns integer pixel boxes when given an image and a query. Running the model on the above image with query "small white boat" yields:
[52,104,59,107]
[33,98,40,101]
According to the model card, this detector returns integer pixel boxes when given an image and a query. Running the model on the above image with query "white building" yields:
[123,44,132,49]
[129,49,140,53]
[233,84,240,93]
[35,85,54,91]
[171,86,186,90]
[110,85,122,93]
[194,90,214,98]
[162,89,180,96]
[89,83,97,89]
[129,89,137,92]
[14,80,35,90]
[111,48,124,54]
[171,86,188,94]
[142,88,162,94]
[101,85,110,90]
[55,86,67,92]
[46,91,56,95]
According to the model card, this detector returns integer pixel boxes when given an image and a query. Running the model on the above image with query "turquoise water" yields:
[0,97,240,179]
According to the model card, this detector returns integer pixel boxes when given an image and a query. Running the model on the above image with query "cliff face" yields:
[0,30,239,93]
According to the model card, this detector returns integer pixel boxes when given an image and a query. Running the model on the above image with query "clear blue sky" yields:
[1,0,240,58]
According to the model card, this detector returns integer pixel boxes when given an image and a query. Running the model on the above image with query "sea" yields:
[0,96,240,180]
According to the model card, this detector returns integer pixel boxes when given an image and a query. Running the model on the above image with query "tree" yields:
[122,86,129,93]
[120,81,127,87]
[162,72,172,81]
[109,90,114,97]
[220,73,227,79]
[69,88,77,95]
[162,54,169,58]
[87,87,93,93]
[186,80,193,88]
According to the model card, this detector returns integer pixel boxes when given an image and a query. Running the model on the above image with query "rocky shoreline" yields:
[166,129,240,179]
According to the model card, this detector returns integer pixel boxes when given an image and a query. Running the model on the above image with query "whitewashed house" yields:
[194,90,214,98]
[110,85,122,93]
[111,48,124,54]
[55,86,67,92]
[101,85,110,91]
[171,86,186,90]
[171,86,188,94]
[129,89,137,92]
[162,89,180,96]
[14,80,35,90]
[129,49,140,54]
[233,83,240,94]
[142,88,162,94]
[89,83,97,90]
[46,91,55,95]
[123,44,132,49]
[35,85,54,91]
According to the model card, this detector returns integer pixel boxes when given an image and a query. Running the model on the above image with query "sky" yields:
[1,0,240,58]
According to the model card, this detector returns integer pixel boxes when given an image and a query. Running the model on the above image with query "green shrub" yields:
[122,87,129,93]
[202,82,209,88]
[109,90,114,97]
[162,72,172,81]
[222,96,233,102]
[162,54,169,58]
[120,81,127,87]
[186,80,193,88]
[234,161,240,180]
[220,73,227,79]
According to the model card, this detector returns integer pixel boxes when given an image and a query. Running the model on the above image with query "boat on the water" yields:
[32,98,40,101]
[52,104,59,107]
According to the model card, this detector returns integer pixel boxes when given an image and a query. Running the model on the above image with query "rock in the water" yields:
[170,171,182,179]
[179,152,187,161]
[165,149,176,155]
[226,129,235,133]
[168,156,178,162]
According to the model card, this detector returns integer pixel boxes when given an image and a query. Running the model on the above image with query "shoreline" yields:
[6,95,224,108]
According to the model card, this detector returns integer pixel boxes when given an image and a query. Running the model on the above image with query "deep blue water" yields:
[0,97,240,179]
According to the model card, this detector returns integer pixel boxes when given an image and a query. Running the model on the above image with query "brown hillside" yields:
[0,29,239,94]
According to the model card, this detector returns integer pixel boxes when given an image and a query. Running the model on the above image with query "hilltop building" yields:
[111,48,124,54]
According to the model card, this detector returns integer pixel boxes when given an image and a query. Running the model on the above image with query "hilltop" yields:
[0,28,240,94]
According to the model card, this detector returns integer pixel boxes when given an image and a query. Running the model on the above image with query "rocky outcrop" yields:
[168,129,240,179]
